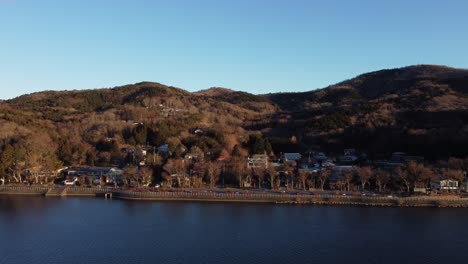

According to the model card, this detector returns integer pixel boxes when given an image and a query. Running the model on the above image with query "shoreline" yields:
[1,186,467,208]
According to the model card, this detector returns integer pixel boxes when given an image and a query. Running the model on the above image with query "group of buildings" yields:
[51,144,467,194]
[247,150,467,193]
[247,149,359,170]
[59,167,123,186]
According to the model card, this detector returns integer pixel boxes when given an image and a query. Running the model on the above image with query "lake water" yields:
[1,196,468,264]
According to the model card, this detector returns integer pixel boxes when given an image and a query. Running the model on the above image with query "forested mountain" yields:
[267,65,468,111]
[264,65,468,158]
[0,65,467,178]
[0,81,277,176]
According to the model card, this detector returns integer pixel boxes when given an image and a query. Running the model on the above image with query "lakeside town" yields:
[1,137,467,203]
[0,64,466,206]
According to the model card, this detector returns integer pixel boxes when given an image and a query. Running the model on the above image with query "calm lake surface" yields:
[1,196,468,264]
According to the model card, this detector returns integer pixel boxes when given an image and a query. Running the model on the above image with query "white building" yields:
[440,179,459,191]
[432,179,459,192]
[247,154,268,169]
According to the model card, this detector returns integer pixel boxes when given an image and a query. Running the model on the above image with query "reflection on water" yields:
[1,195,468,264]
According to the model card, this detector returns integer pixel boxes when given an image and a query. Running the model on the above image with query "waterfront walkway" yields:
[1,185,468,207]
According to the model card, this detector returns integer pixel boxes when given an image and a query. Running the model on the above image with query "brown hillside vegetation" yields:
[264,65,468,158]
[0,65,467,179]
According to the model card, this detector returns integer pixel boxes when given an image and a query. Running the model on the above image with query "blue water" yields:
[1,196,467,264]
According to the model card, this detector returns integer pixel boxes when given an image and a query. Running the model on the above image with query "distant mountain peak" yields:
[195,87,236,96]
[266,64,468,111]
[355,64,468,81]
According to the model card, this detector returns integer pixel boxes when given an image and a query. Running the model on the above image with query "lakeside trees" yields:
[266,166,278,190]
[342,172,353,192]
[298,170,309,191]
[206,161,221,189]
[0,115,462,194]
[317,170,331,190]
[374,170,390,193]
[406,161,434,189]
[443,169,464,182]
[395,167,411,193]
[1,142,465,195]
[356,166,372,191]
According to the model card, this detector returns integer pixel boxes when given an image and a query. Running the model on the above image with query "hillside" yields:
[0,65,467,177]
[263,65,468,158]
[266,65,468,111]
[0,82,277,173]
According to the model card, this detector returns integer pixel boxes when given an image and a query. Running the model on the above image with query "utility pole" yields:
[222,164,225,188]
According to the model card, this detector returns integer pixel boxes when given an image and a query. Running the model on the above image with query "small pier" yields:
[45,186,66,197]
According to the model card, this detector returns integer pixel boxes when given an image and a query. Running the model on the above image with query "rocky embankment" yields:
[1,186,467,208]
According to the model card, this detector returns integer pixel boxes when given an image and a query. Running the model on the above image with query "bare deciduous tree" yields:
[122,167,138,186]
[317,170,331,190]
[206,161,220,189]
[283,163,295,190]
[139,167,153,187]
[298,170,309,191]
[374,170,390,192]
[342,172,353,192]
[356,166,373,191]
[395,167,411,193]
[252,167,266,189]
[164,159,188,188]
[443,169,464,182]
[406,161,433,189]
[230,157,247,188]
[266,166,278,190]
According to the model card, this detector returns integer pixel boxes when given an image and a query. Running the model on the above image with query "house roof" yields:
[66,167,123,175]
[283,153,302,161]
[158,144,169,153]
[248,154,268,162]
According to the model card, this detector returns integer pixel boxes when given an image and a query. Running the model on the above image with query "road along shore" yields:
[1,186,467,208]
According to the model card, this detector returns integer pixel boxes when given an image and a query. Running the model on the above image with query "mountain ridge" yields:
[8,64,468,109]
[1,64,467,163]
[264,64,468,112]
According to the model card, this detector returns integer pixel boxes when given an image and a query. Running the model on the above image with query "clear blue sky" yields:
[1,0,468,99]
